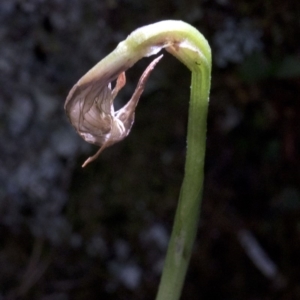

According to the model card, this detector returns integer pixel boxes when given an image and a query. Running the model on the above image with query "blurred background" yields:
[1,0,300,299]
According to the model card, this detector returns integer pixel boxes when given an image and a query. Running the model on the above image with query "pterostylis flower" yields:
[65,20,211,168]
[65,55,162,167]
[65,20,211,300]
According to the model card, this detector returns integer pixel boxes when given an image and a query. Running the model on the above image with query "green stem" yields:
[155,68,210,300]
[65,20,211,300]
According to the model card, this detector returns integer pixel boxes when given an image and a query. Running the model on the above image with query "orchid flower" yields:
[65,55,162,167]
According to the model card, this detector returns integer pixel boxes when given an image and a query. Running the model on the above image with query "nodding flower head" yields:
[65,20,211,168]
[65,55,162,167]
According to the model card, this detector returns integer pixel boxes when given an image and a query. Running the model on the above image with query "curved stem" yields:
[65,20,211,300]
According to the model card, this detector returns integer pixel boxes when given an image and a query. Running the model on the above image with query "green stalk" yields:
[155,68,210,300]
[65,20,211,300]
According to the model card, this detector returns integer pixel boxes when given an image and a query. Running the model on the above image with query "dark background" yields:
[1,0,300,299]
